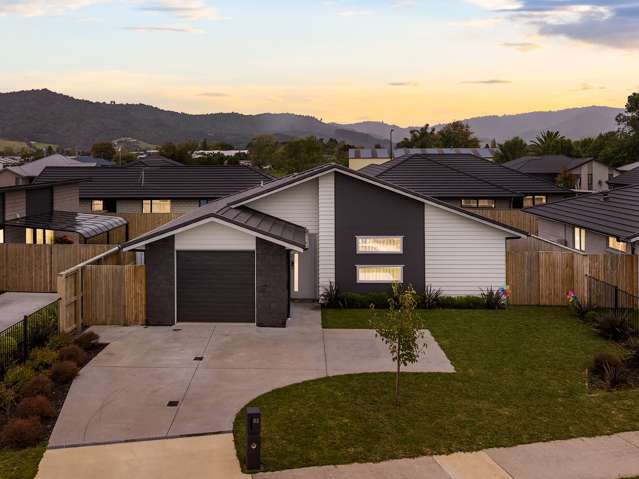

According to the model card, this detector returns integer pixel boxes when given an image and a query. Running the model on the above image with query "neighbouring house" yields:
[71,155,115,167]
[524,185,639,254]
[0,154,93,187]
[34,164,272,215]
[503,155,617,192]
[617,161,639,172]
[125,155,183,168]
[0,180,126,244]
[192,150,248,159]
[349,148,497,171]
[607,167,639,189]
[0,156,23,167]
[359,153,572,209]
[122,163,526,327]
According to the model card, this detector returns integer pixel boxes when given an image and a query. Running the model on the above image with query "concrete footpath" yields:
[257,431,639,479]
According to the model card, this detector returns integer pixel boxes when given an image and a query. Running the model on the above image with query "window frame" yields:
[461,199,478,208]
[142,199,171,214]
[356,265,404,284]
[574,226,586,252]
[524,195,547,207]
[91,200,104,212]
[355,236,404,255]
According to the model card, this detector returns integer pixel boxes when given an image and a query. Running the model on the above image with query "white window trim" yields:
[356,265,404,284]
[355,236,404,254]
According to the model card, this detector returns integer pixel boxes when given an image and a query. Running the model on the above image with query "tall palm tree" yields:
[530,130,565,155]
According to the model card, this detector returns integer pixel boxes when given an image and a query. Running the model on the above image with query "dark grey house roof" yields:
[0,179,84,193]
[74,156,115,167]
[126,156,183,168]
[503,155,593,174]
[524,185,639,241]
[34,165,272,199]
[362,154,570,198]
[3,211,127,239]
[607,168,639,188]
[123,162,527,252]
[349,148,497,160]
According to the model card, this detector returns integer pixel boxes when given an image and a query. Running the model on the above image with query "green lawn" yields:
[234,306,639,472]
[0,446,45,479]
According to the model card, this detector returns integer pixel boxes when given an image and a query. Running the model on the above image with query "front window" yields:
[91,200,104,212]
[574,227,586,251]
[608,237,628,253]
[142,199,171,213]
[356,265,403,283]
[356,236,403,254]
[26,228,54,245]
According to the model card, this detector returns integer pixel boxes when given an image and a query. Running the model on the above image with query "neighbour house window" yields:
[25,228,54,245]
[356,236,403,254]
[574,227,586,252]
[523,195,547,207]
[292,252,300,293]
[142,199,171,213]
[91,200,104,212]
[462,199,495,208]
[588,174,594,191]
[356,266,403,283]
[608,237,628,253]
[0,229,3,244]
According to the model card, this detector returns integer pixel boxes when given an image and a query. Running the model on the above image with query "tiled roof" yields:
[503,155,593,174]
[3,210,127,239]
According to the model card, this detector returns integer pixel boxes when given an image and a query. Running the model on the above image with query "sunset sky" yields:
[0,0,637,125]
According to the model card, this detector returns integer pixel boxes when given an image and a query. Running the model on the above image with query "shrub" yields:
[4,365,35,391]
[570,298,597,320]
[422,285,442,309]
[47,332,73,351]
[592,310,636,342]
[591,352,627,390]
[20,374,54,399]
[0,384,17,415]
[438,295,485,309]
[74,331,100,350]
[481,287,507,310]
[319,282,341,308]
[15,395,55,419]
[1,336,18,355]
[0,417,45,448]
[58,344,87,366]
[340,292,391,309]
[584,311,598,324]
[50,361,79,384]
[27,347,58,371]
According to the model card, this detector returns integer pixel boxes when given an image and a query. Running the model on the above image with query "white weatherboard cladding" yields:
[424,204,507,296]
[249,179,319,233]
[174,221,256,251]
[318,173,335,296]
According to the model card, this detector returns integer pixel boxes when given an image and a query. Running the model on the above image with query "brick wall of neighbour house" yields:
[334,173,425,294]
[145,236,175,325]
[116,200,142,213]
[53,184,80,211]
[255,238,289,327]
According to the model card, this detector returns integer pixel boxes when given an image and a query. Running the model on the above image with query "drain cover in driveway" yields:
[167,401,179,407]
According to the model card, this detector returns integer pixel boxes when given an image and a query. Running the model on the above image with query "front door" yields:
[291,233,317,300]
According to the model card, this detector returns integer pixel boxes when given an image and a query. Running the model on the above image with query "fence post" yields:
[22,315,28,361]
[614,285,619,311]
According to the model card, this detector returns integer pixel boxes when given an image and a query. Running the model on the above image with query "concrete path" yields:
[37,433,247,479]
[0,292,59,330]
[49,304,453,447]
[256,432,639,479]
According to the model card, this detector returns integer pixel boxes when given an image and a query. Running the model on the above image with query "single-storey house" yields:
[360,153,572,209]
[122,163,525,327]
[0,180,126,244]
[503,155,617,192]
[0,154,93,186]
[524,185,639,254]
[34,165,272,215]
[349,148,497,171]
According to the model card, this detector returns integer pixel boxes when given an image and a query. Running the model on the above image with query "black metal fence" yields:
[0,300,59,375]
[587,275,639,333]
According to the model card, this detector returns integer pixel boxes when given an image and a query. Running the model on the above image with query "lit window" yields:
[292,252,300,293]
[534,196,547,205]
[0,229,4,243]
[462,199,478,208]
[91,200,104,212]
[356,266,403,283]
[143,199,171,213]
[608,237,628,253]
[25,228,54,245]
[524,195,547,207]
[45,230,55,245]
[356,237,403,254]
[478,199,495,208]
[574,227,586,252]
[26,228,34,244]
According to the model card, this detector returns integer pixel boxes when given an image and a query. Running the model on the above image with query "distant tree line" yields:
[396,121,481,149]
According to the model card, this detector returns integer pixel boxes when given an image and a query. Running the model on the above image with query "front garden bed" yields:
[233,306,639,472]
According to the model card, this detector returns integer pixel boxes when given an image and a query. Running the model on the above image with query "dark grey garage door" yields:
[177,251,255,323]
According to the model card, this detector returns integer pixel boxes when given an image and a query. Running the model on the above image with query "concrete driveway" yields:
[49,304,453,447]
[0,292,59,330]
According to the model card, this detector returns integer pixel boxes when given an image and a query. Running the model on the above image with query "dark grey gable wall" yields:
[26,188,53,216]
[145,236,175,326]
[256,238,289,327]
[335,173,425,293]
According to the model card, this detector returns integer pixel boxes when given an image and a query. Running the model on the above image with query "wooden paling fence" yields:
[109,213,182,240]
[507,251,639,305]
[473,209,539,235]
[0,244,135,293]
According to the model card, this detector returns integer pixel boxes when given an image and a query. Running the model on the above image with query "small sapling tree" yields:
[370,283,426,405]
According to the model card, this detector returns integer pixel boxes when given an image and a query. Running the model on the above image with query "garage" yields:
[176,251,255,323]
